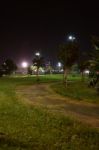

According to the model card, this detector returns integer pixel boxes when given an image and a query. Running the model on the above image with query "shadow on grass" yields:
[0,132,34,149]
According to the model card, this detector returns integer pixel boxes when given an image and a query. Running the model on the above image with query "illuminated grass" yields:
[52,81,99,103]
[0,76,99,149]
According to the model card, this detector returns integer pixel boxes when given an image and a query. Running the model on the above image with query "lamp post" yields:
[68,35,76,42]
[21,62,28,68]
[57,62,62,73]
[21,61,28,74]
[58,62,62,67]
[35,52,40,56]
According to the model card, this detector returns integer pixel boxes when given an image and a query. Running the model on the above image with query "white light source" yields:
[84,70,90,74]
[21,62,28,68]
[35,52,40,56]
[57,62,62,67]
[68,35,76,41]
[68,36,73,40]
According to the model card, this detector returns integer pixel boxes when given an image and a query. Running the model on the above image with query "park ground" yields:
[0,74,99,150]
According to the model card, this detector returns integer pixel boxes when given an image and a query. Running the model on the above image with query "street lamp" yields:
[21,61,28,75]
[57,62,62,73]
[57,62,62,67]
[68,35,76,41]
[35,52,40,56]
[21,61,28,68]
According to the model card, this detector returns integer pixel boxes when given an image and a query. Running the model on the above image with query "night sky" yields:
[0,0,99,67]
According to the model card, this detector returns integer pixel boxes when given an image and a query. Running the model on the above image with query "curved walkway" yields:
[16,83,99,128]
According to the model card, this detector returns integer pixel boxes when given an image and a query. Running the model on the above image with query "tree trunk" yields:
[63,68,68,87]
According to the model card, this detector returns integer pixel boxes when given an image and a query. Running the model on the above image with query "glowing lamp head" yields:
[68,36,73,40]
[68,35,76,41]
[58,62,62,67]
[84,70,90,74]
[35,52,40,56]
[21,62,28,68]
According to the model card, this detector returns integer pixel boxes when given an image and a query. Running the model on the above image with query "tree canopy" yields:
[89,36,99,72]
[32,55,44,80]
[58,41,79,84]
[2,59,17,75]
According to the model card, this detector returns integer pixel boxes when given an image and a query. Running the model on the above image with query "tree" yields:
[58,42,79,85]
[32,54,44,81]
[2,59,17,75]
[45,61,53,74]
[87,36,99,78]
[90,36,99,71]
[71,63,79,74]
[27,66,32,75]
[88,36,99,92]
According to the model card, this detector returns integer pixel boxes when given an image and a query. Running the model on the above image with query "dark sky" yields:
[0,0,99,66]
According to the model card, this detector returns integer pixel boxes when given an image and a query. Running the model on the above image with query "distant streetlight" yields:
[84,70,90,74]
[68,35,76,41]
[57,62,62,73]
[21,62,28,68]
[57,62,62,67]
[35,52,40,56]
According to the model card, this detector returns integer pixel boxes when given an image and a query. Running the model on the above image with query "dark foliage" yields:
[2,59,17,75]
[58,42,79,69]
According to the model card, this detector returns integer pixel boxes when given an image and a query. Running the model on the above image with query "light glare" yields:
[58,62,62,67]
[68,35,76,41]
[21,62,28,68]
[84,70,90,74]
[35,52,40,56]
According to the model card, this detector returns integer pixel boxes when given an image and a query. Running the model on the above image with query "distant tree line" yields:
[0,59,17,76]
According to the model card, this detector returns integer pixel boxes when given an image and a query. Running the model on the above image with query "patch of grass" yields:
[1,74,63,86]
[0,76,99,149]
[52,81,99,103]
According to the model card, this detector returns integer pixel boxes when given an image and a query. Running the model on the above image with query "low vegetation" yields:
[0,76,99,150]
[52,80,99,103]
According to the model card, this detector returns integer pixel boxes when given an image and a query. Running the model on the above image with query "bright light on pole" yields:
[35,52,40,56]
[84,70,90,74]
[57,62,63,73]
[68,35,76,41]
[57,62,62,67]
[21,62,28,68]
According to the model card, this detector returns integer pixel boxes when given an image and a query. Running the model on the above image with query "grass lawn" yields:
[0,75,99,150]
[52,80,99,104]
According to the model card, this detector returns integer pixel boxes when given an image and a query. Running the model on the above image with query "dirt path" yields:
[16,83,99,128]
